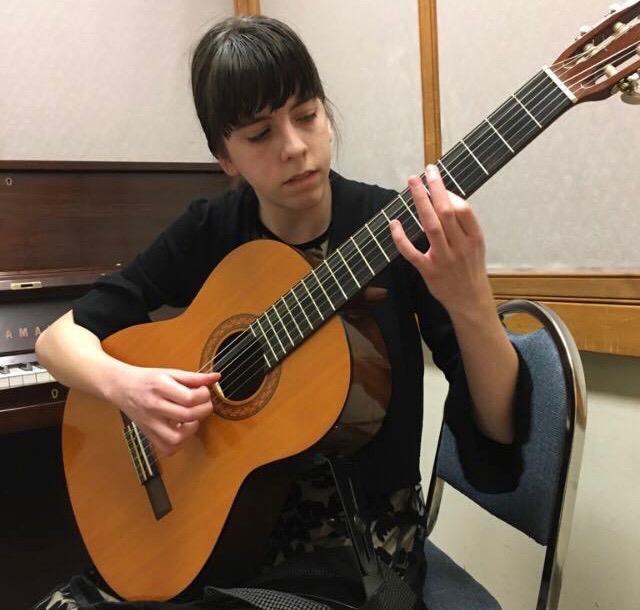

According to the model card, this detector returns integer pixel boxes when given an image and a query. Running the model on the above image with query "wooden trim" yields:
[417,0,442,165]
[490,272,640,357]
[234,0,260,16]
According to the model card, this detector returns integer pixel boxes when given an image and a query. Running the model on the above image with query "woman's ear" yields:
[217,155,240,178]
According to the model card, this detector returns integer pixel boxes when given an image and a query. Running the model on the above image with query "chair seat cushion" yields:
[423,540,500,609]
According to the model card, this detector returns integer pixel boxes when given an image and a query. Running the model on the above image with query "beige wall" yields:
[260,0,424,192]
[0,0,232,162]
[437,0,639,270]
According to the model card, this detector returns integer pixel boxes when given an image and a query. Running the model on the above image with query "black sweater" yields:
[73,171,530,498]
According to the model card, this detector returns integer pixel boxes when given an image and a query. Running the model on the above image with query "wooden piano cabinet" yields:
[0,160,230,434]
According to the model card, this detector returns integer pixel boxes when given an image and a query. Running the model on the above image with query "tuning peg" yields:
[613,21,628,34]
[620,73,640,104]
[575,25,592,40]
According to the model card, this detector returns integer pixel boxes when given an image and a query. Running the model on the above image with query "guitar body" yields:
[62,239,390,601]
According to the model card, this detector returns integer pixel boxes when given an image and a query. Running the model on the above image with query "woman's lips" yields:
[284,170,316,185]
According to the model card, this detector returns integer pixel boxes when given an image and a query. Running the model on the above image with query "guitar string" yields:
[201,37,640,382]
[133,36,639,453]
[200,78,563,383]
[129,34,635,452]
[205,126,576,400]
[197,41,640,399]
[190,42,640,406]
[207,36,640,380]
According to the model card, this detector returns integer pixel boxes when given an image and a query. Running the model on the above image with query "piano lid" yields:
[0,160,228,277]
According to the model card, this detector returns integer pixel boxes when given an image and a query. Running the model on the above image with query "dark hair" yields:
[191,15,335,158]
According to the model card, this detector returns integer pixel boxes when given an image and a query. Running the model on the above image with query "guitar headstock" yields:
[550,1,640,103]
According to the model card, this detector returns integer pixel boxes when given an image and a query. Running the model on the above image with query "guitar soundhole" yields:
[202,314,281,420]
[214,331,266,401]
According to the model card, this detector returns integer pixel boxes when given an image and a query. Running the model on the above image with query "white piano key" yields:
[8,371,25,387]
[0,362,57,389]
[33,364,52,383]
[22,373,37,385]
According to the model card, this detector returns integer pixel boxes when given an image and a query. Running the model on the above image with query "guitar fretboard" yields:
[240,67,575,371]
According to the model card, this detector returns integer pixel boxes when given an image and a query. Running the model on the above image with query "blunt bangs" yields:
[192,16,328,157]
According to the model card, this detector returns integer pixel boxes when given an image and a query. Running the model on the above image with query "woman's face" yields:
[218,96,333,215]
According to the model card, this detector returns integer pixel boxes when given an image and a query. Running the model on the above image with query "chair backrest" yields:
[425,299,587,610]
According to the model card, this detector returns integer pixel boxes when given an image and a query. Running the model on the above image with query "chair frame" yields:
[424,299,587,610]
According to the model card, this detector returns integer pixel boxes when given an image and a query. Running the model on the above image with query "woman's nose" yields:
[280,123,307,160]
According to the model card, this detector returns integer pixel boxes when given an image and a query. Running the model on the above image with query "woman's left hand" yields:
[390,164,492,316]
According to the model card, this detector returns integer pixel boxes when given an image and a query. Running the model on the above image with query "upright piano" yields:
[0,160,230,606]
[0,160,230,433]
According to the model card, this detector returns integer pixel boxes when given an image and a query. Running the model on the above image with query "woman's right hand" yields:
[109,366,220,456]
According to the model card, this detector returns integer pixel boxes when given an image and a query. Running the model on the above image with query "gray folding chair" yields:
[422,299,587,610]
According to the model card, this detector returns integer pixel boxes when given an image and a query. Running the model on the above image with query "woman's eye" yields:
[299,112,317,122]
[248,128,269,142]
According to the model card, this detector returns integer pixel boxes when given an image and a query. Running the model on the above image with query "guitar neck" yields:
[250,67,576,370]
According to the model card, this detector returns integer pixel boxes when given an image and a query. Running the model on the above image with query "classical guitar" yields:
[63,2,640,601]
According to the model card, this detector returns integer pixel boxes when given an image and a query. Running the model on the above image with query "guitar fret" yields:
[436,159,466,197]
[489,98,537,152]
[249,324,272,368]
[366,223,390,262]
[312,267,336,311]
[324,260,348,300]
[272,302,295,346]
[281,293,304,339]
[301,278,324,319]
[441,147,484,197]
[378,209,400,260]
[464,122,513,180]
[521,71,572,126]
[255,317,278,364]
[340,239,372,285]
[337,249,361,288]
[512,94,542,128]
[314,261,345,310]
[291,286,314,330]
[264,310,286,355]
[124,426,145,483]
[351,236,374,275]
[397,192,421,229]
[485,118,514,153]
[461,139,489,175]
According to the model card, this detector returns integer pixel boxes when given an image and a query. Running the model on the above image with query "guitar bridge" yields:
[123,420,172,520]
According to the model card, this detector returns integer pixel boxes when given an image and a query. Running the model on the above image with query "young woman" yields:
[32,14,529,610]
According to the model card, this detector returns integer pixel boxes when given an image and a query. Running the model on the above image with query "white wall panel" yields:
[0,0,233,161]
[437,0,639,270]
[261,0,424,193]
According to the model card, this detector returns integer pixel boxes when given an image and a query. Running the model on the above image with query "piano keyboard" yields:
[0,362,56,389]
